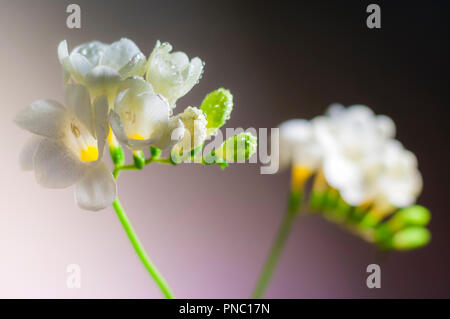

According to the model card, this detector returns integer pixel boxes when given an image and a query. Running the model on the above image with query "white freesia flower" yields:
[110,77,184,150]
[58,38,147,104]
[172,106,208,155]
[146,41,204,108]
[15,84,116,211]
[279,103,422,208]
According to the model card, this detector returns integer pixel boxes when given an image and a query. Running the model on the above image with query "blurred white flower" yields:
[110,77,184,150]
[58,38,147,104]
[15,84,116,211]
[146,41,204,108]
[316,104,395,205]
[278,104,422,208]
[172,106,208,155]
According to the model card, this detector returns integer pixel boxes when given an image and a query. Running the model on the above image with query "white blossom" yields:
[146,41,204,108]
[58,38,147,104]
[110,77,184,150]
[278,104,422,208]
[15,84,116,211]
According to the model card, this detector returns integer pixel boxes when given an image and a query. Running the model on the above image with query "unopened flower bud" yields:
[133,150,146,169]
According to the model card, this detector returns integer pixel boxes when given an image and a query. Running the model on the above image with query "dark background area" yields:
[1,0,449,298]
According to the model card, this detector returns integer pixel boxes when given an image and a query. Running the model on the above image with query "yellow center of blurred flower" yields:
[291,165,312,191]
[80,145,99,162]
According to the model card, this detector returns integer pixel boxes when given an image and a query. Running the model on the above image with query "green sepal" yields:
[214,133,257,162]
[109,144,125,166]
[200,88,233,135]
[133,150,146,169]
[150,146,162,158]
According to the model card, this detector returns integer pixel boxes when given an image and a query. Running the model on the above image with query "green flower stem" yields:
[252,191,302,299]
[113,157,174,178]
[112,197,175,299]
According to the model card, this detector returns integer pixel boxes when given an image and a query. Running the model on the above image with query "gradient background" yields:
[0,0,449,298]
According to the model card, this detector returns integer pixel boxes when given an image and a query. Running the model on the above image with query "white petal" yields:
[323,155,360,190]
[183,57,204,94]
[67,53,94,83]
[170,51,189,68]
[74,162,116,211]
[279,119,313,145]
[72,40,108,66]
[19,135,43,171]
[376,114,396,139]
[15,100,68,138]
[292,143,322,170]
[279,119,318,169]
[117,76,154,97]
[326,103,345,118]
[153,117,185,149]
[340,185,366,206]
[346,105,375,120]
[118,53,147,79]
[58,40,69,63]
[100,38,143,71]
[64,84,94,135]
[33,138,86,188]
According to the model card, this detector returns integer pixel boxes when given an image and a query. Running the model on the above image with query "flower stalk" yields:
[112,197,174,299]
[252,190,302,299]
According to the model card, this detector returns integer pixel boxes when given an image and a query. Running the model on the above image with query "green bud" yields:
[386,205,431,232]
[109,144,125,166]
[200,88,233,135]
[150,146,162,158]
[391,226,431,250]
[133,150,146,169]
[215,133,257,162]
